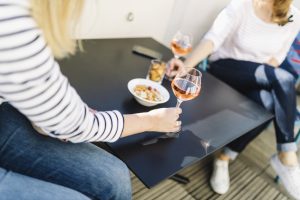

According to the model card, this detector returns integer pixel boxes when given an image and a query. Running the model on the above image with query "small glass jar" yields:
[146,59,166,84]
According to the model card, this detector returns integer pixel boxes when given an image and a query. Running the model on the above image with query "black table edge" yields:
[104,114,273,188]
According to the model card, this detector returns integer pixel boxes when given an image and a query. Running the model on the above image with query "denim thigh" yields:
[0,167,90,200]
[0,103,131,200]
[209,59,296,149]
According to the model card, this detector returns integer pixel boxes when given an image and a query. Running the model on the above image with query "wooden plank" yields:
[132,177,147,195]
[181,163,212,191]
[233,176,267,200]
[153,184,191,200]
[254,185,280,200]
[133,180,175,200]
[181,166,210,193]
[274,193,289,200]
[180,195,196,200]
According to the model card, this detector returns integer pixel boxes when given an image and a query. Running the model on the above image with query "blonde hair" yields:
[272,0,293,26]
[30,0,84,59]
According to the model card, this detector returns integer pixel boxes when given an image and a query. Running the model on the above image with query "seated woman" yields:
[0,0,182,199]
[168,0,300,198]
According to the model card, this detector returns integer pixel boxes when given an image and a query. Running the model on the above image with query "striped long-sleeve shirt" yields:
[0,0,124,143]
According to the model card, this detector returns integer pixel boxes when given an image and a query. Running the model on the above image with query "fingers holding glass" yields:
[165,31,193,81]
[165,58,185,80]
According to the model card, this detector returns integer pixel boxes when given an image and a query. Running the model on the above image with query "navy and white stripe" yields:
[0,1,124,143]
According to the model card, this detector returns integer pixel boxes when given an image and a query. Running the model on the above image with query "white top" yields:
[204,0,300,64]
[0,0,124,143]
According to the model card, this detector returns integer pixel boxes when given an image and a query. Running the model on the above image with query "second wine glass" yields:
[165,31,193,81]
[170,31,193,59]
[167,68,202,137]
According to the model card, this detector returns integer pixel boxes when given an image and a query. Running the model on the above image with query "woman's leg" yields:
[209,89,273,194]
[208,59,300,198]
[280,59,300,127]
[280,59,299,80]
[0,167,90,200]
[226,90,273,155]
[0,103,131,200]
[209,59,297,153]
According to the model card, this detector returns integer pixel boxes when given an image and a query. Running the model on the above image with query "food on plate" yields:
[133,85,164,102]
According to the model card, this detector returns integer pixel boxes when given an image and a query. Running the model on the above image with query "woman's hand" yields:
[267,57,279,68]
[122,107,182,137]
[148,107,182,133]
[165,58,185,79]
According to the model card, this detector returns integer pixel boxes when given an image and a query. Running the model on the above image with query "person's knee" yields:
[264,101,273,112]
[107,159,132,200]
[85,155,132,200]
[275,69,296,86]
[260,90,274,112]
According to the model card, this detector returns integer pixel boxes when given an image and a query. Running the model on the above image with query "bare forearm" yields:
[121,107,182,138]
[184,39,214,68]
[121,113,153,137]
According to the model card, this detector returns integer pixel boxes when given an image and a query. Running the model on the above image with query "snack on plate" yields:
[133,85,164,102]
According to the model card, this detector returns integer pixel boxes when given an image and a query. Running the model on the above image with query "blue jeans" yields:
[0,103,132,200]
[280,59,299,80]
[0,167,90,200]
[209,59,298,153]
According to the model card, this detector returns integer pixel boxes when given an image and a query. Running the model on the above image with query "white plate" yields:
[128,78,170,107]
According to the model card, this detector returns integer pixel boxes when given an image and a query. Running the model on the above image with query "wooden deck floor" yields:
[131,101,300,200]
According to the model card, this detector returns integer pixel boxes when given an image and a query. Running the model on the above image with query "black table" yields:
[60,38,273,188]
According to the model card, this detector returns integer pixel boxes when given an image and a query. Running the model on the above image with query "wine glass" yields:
[167,68,202,137]
[142,68,202,145]
[172,68,201,107]
[170,31,193,59]
[165,31,193,81]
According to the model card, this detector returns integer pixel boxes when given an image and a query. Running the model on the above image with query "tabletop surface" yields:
[59,38,273,188]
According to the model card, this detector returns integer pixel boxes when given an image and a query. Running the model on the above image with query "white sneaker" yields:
[210,159,230,194]
[270,154,300,200]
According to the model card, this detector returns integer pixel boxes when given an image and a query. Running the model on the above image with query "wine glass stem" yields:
[176,99,183,108]
[165,99,182,137]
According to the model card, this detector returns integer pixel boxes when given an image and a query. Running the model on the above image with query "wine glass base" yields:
[141,132,180,146]
[166,132,180,138]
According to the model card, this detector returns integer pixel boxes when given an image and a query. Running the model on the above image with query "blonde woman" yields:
[168,0,300,198]
[0,0,182,199]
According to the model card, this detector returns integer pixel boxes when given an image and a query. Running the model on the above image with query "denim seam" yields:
[0,126,23,154]
[0,168,9,183]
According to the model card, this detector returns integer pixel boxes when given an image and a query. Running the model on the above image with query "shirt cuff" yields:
[111,110,124,142]
[101,110,124,143]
